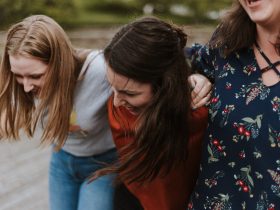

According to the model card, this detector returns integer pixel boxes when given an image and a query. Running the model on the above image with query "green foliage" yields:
[186,0,232,18]
[0,0,233,28]
[0,0,76,27]
[0,0,32,24]
[137,0,184,12]
[81,0,140,14]
[60,11,137,28]
[137,0,232,15]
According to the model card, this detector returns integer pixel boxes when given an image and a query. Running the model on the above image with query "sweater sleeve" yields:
[186,43,217,83]
[127,106,208,210]
[108,95,209,210]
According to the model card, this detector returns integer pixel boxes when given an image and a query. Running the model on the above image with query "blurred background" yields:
[0,0,231,210]
[0,0,231,28]
[0,0,233,52]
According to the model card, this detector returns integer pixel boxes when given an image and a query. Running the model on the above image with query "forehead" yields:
[106,65,141,90]
[9,55,47,75]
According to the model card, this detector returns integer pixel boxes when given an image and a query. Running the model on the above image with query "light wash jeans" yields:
[49,148,117,210]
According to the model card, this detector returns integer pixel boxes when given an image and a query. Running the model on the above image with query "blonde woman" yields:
[0,15,116,210]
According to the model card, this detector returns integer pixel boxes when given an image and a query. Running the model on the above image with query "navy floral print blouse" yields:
[187,44,280,210]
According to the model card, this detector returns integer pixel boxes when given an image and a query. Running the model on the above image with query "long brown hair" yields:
[95,17,191,184]
[0,15,83,148]
[209,0,256,55]
[210,0,280,56]
[209,0,280,56]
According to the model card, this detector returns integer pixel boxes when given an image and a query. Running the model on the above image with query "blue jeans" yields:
[49,148,117,210]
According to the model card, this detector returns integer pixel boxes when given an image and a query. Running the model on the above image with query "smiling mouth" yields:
[248,0,260,4]
[31,88,40,97]
[125,106,139,115]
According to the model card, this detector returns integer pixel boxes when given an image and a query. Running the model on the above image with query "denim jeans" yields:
[49,148,117,210]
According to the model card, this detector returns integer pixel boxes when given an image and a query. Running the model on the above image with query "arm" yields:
[185,43,216,82]
[186,43,217,109]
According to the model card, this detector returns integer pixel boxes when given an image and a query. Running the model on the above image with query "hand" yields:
[188,73,212,109]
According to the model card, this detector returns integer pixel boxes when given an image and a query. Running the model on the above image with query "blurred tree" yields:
[185,0,232,19]
[81,0,140,14]
[44,0,56,6]
[137,0,181,13]
[0,0,76,27]
[0,0,233,28]
[137,0,231,14]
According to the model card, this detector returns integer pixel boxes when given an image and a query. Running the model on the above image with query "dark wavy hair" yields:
[209,0,280,56]
[96,16,191,184]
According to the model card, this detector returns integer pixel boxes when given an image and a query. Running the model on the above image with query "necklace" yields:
[255,42,280,77]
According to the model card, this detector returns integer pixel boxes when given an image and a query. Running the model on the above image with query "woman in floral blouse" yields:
[187,0,280,209]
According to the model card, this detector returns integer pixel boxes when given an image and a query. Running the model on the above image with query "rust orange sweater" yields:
[108,96,208,210]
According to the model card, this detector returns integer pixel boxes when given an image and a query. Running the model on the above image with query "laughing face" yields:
[106,65,153,116]
[10,55,48,96]
[239,0,280,26]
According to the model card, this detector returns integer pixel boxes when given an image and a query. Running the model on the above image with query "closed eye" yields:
[13,73,43,80]
[30,74,43,79]
[126,92,140,97]
[119,90,139,97]
[14,74,23,79]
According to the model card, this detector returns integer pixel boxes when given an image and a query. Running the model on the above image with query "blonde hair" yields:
[0,15,82,148]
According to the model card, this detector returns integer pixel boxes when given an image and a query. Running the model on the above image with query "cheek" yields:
[131,94,153,108]
[16,78,23,84]
[38,80,44,87]
[15,77,23,85]
[35,78,45,88]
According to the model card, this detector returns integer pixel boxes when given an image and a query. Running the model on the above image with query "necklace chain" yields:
[255,42,280,77]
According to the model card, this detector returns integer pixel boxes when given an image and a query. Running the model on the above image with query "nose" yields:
[22,78,34,93]
[113,92,125,107]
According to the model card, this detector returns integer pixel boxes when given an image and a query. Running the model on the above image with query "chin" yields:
[32,90,41,99]
[124,107,139,115]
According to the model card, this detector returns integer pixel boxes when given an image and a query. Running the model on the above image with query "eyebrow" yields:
[12,72,44,77]
[117,89,141,95]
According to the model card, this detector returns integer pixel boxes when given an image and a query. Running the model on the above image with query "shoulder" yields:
[78,50,106,80]
[75,48,92,61]
[188,43,219,63]
[87,50,106,77]
[191,106,208,121]
[190,106,208,134]
[87,50,106,70]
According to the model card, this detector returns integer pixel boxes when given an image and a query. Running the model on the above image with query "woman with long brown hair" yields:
[93,16,209,210]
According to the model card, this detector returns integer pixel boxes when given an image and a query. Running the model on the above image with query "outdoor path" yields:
[0,25,214,210]
[0,130,50,210]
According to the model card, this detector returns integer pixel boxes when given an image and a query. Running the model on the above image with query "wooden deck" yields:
[0,130,50,210]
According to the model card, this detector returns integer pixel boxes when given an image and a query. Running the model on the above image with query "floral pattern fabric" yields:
[187,44,280,210]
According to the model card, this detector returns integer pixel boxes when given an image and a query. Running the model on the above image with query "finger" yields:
[192,84,212,104]
[188,76,196,90]
[191,84,204,101]
[192,91,212,109]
